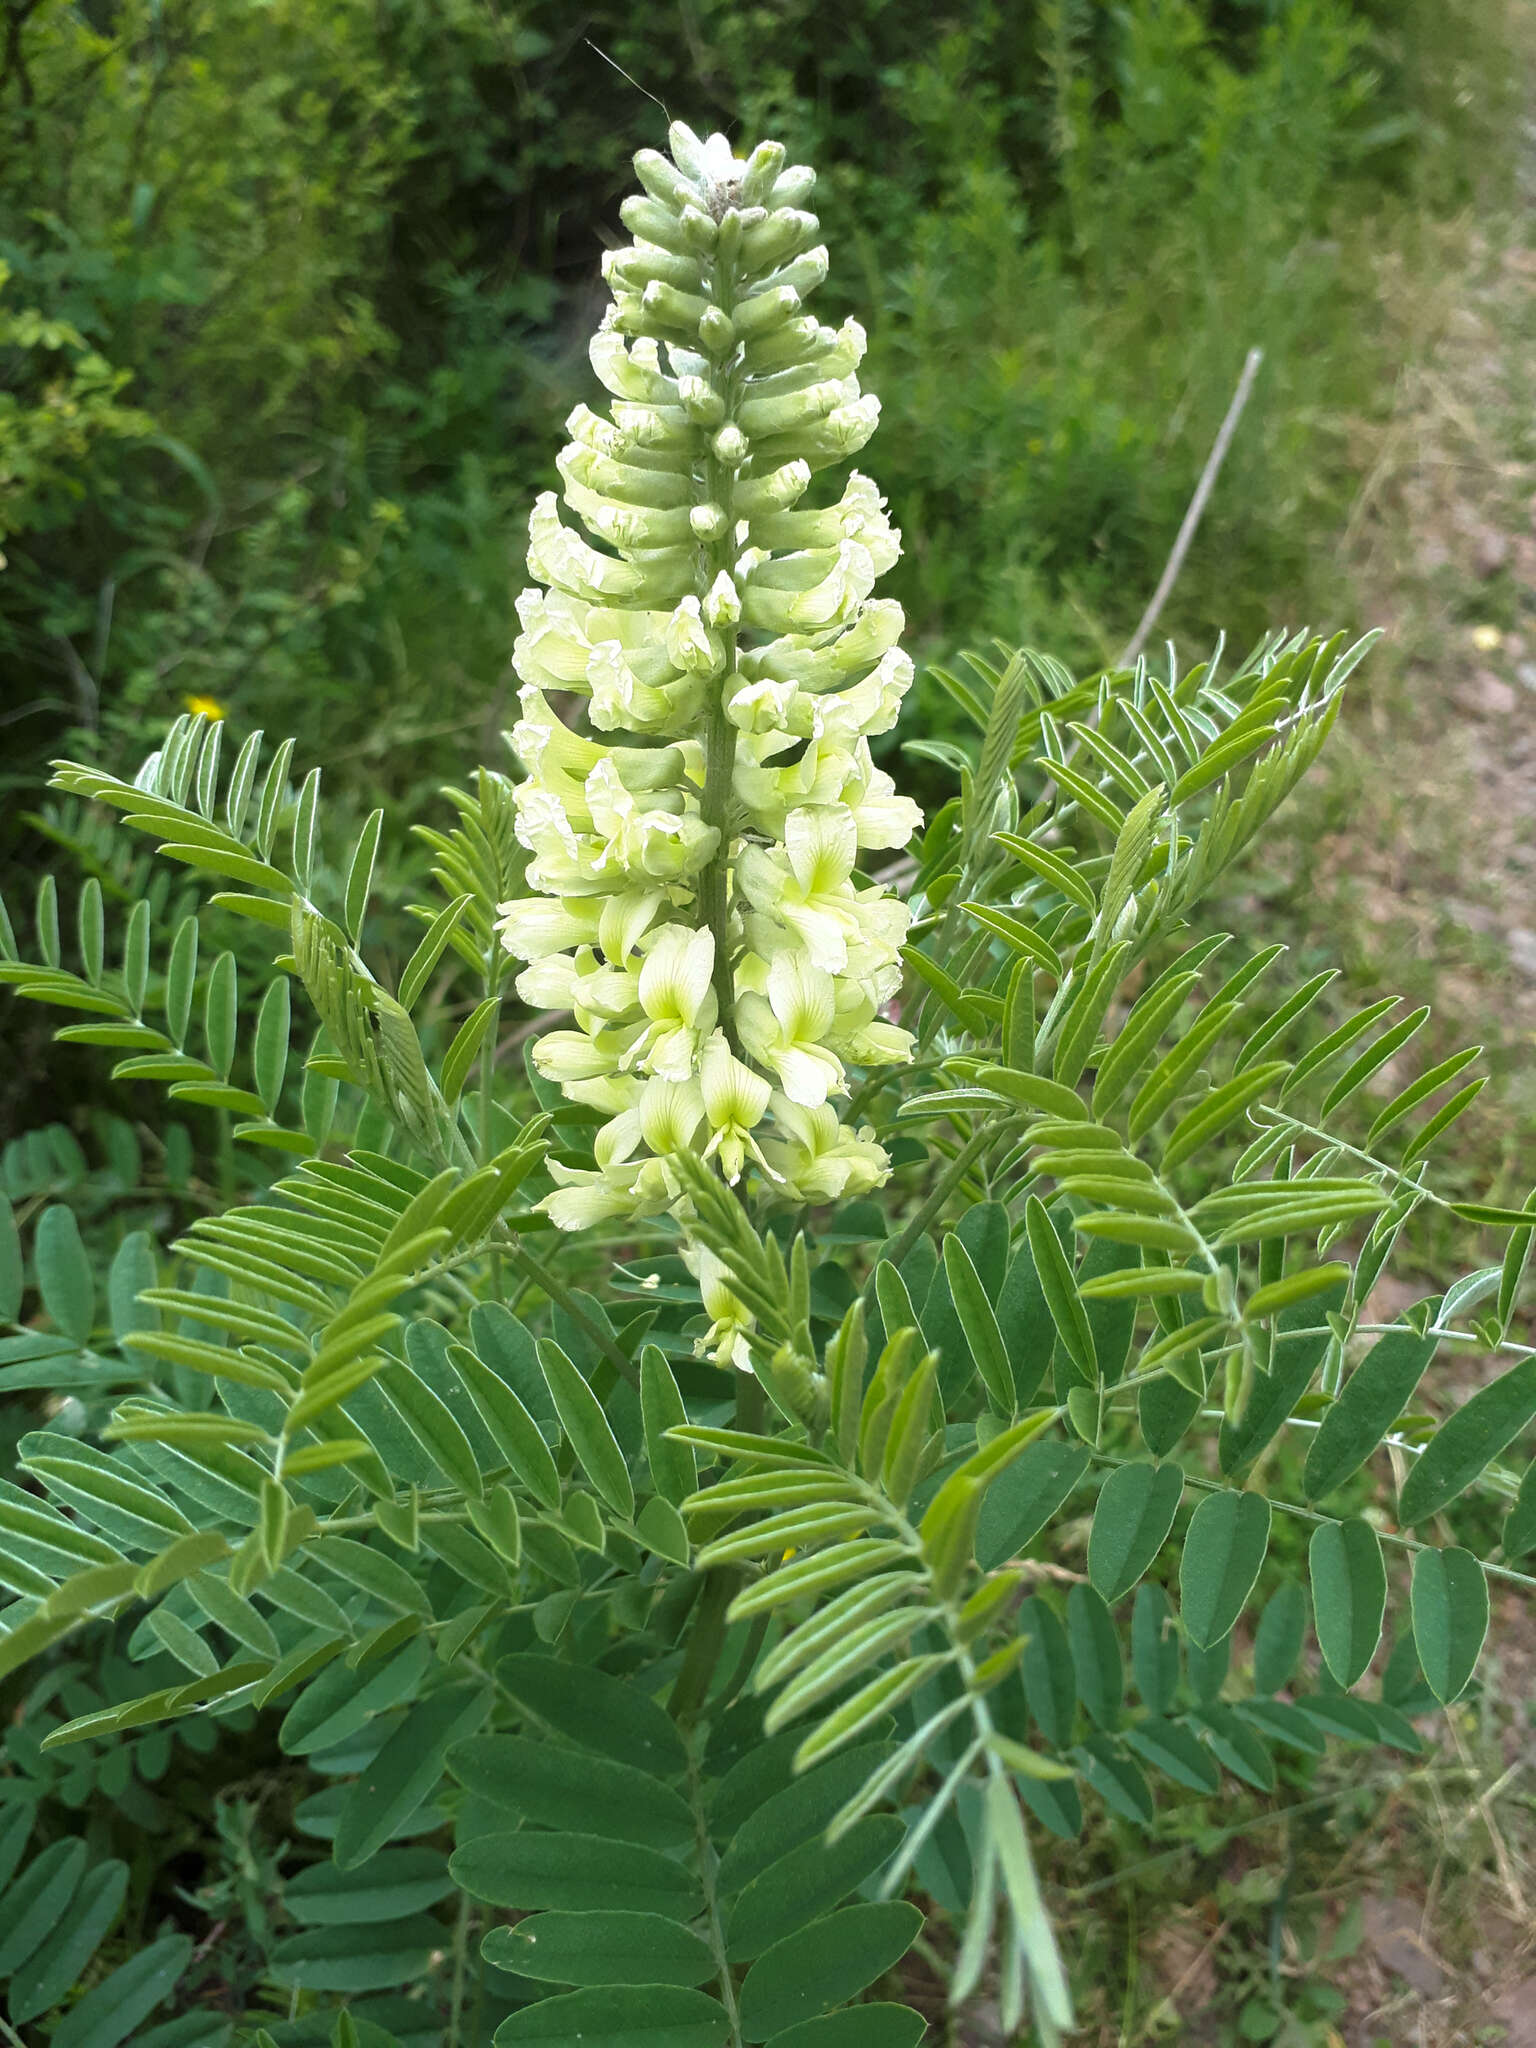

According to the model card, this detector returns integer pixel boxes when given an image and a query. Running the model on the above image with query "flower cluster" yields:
[497,122,921,1244]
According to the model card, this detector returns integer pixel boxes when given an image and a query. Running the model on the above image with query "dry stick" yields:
[1119,347,1264,669]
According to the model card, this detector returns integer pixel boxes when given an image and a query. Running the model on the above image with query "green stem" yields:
[479,976,504,1297]
[694,228,743,1050]
[689,1730,745,2048]
[867,1120,1014,1292]
[669,1566,737,1728]
[506,1241,638,1387]
[670,1372,761,1726]
[447,1887,472,2048]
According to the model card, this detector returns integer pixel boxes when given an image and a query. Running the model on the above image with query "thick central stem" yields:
[695,231,742,1050]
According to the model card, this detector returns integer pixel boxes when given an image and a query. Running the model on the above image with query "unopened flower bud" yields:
[734,286,801,340]
[619,194,691,254]
[642,280,711,333]
[679,205,718,255]
[678,375,725,426]
[740,139,787,206]
[741,209,818,274]
[635,147,698,211]
[768,164,816,209]
[690,503,728,541]
[697,305,736,353]
[715,209,745,267]
[711,424,749,468]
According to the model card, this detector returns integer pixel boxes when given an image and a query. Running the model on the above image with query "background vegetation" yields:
[2,1,1533,2041]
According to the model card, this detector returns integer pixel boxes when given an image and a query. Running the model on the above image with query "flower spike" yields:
[496,122,920,1295]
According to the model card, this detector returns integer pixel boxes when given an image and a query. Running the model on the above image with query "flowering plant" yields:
[0,122,1530,2048]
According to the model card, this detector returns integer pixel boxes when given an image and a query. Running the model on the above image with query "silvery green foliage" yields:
[0,133,1532,2048]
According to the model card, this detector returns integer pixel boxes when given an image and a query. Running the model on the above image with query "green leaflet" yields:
[453,1830,702,1920]
[726,1815,904,1961]
[492,1986,728,2047]
[497,1653,687,1779]
[940,1233,1012,1413]
[1130,1583,1180,1714]
[332,1681,490,1870]
[1019,1596,1077,1749]
[1252,1580,1308,1694]
[1024,1196,1096,1384]
[538,1338,635,1519]
[1179,1490,1271,1649]
[640,1344,696,1504]
[1410,1546,1489,1705]
[33,1204,95,1346]
[1308,1518,1386,1688]
[1303,1321,1440,1502]
[50,1934,192,2048]
[1398,1355,1536,1526]
[1123,1717,1219,1794]
[737,1901,922,2043]
[448,1735,692,1847]
[268,1916,445,1993]
[1086,1461,1184,1604]
[1503,1461,1536,1559]
[1066,1583,1122,1729]
[976,1441,1089,1570]
[487,1911,716,1987]
[284,1848,454,1925]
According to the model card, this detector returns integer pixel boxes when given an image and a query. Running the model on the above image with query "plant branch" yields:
[1120,347,1263,666]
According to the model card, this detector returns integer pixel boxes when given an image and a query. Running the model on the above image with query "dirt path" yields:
[1289,49,1536,2047]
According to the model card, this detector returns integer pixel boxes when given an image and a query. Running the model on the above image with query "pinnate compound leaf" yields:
[1179,1490,1271,1649]
[1087,1461,1183,1603]
[1303,1322,1440,1501]
[1398,1356,1536,1526]
[1411,1546,1489,1705]
[1308,1518,1387,1688]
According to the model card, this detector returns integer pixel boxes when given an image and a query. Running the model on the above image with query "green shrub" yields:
[0,121,1529,2047]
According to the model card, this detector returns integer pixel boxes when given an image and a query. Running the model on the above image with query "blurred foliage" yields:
[0,0,1517,833]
